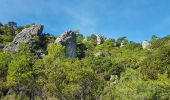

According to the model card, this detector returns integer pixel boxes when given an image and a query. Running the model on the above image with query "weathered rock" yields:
[3,24,43,52]
[55,30,77,58]
[96,34,105,44]
[94,51,105,57]
[142,40,150,49]
[120,41,125,48]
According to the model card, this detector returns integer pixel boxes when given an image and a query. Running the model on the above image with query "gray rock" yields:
[3,24,43,52]
[96,34,105,44]
[142,40,150,49]
[94,51,105,57]
[55,30,77,58]
[120,41,124,48]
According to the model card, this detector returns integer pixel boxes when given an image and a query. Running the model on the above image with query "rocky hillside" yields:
[0,22,170,100]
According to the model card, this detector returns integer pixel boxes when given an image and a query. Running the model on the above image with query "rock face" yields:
[142,40,150,49]
[96,34,105,45]
[55,30,77,58]
[3,24,43,52]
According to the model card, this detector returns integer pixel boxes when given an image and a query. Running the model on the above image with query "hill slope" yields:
[0,22,170,100]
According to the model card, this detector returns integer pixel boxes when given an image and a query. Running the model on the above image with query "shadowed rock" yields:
[55,30,77,58]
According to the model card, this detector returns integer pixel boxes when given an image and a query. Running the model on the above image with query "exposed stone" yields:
[55,30,77,58]
[142,40,150,49]
[96,34,105,44]
[3,24,43,52]
[94,51,105,57]
[120,41,125,48]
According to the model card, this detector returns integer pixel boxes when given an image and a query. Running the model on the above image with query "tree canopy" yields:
[0,22,169,99]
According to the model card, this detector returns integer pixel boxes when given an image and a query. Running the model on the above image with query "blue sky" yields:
[0,0,170,42]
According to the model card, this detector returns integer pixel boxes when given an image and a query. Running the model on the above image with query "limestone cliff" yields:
[55,30,77,58]
[3,24,43,52]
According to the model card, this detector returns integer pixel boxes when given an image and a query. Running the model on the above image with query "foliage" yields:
[0,24,16,44]
[7,22,17,29]
[102,68,170,100]
[0,51,11,97]
[7,44,35,99]
[0,22,170,99]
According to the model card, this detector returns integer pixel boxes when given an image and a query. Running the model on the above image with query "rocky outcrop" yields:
[55,30,77,58]
[96,34,105,45]
[142,40,150,49]
[3,24,43,52]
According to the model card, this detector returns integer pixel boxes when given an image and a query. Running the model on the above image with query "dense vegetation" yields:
[0,22,170,100]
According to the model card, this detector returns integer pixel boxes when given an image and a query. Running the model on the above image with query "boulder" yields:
[96,34,105,44]
[142,40,150,49]
[3,24,43,52]
[55,30,77,58]
[94,51,105,57]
